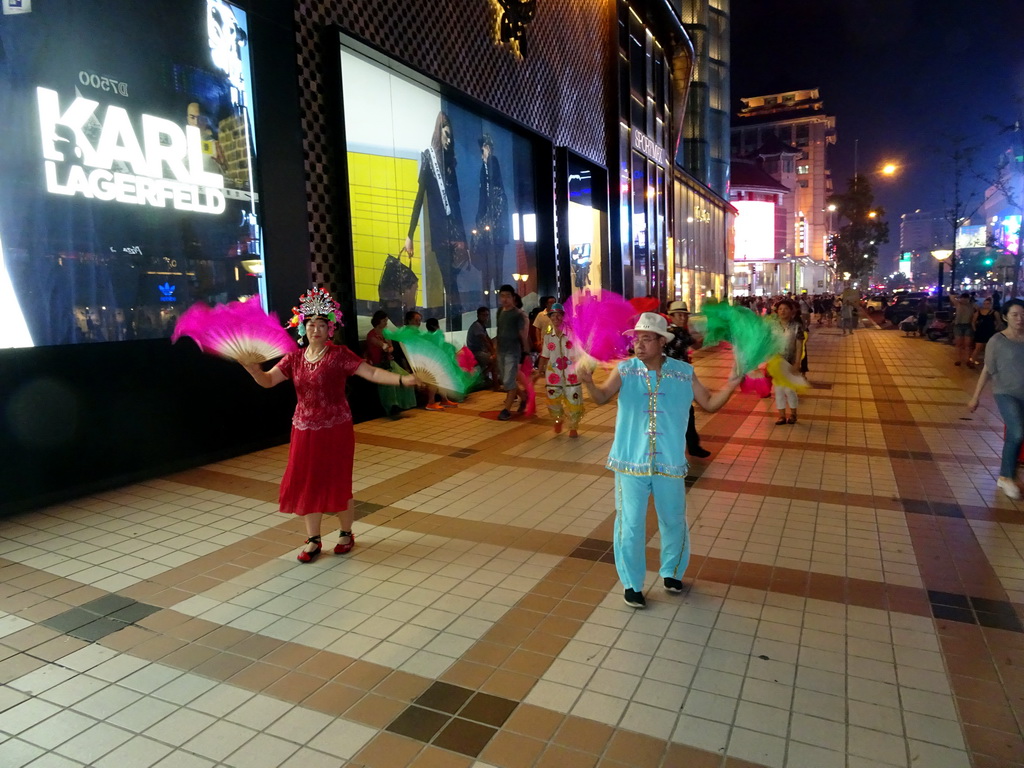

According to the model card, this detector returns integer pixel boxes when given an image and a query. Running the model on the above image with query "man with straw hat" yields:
[580,313,741,608]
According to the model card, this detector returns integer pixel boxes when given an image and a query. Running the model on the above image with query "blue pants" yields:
[613,472,690,592]
[994,393,1024,478]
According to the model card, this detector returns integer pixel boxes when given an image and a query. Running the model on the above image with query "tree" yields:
[939,137,986,297]
[828,176,889,281]
[987,116,1024,297]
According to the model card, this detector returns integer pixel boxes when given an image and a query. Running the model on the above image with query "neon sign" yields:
[37,87,226,215]
[631,129,667,166]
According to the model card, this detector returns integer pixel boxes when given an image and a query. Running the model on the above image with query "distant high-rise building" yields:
[678,0,730,198]
[731,88,836,290]
[900,210,950,283]
[900,210,949,253]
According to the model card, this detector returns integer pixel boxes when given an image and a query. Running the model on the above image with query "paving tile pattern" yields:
[0,323,1022,768]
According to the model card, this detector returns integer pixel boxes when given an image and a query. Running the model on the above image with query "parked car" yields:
[886,294,934,325]
[865,294,890,311]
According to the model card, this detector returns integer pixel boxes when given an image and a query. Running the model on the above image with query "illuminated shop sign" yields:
[0,0,261,349]
[957,225,986,249]
[631,129,666,165]
[899,252,913,278]
[37,88,226,214]
[733,200,774,261]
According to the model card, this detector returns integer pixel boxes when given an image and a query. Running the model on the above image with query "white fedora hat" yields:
[623,312,673,340]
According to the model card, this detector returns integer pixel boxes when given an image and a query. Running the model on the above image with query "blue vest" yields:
[607,356,694,478]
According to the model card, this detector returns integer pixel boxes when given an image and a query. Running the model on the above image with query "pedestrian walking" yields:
[967,299,1024,500]
[496,284,530,420]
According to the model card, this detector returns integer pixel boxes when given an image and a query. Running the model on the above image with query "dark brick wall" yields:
[291,0,615,288]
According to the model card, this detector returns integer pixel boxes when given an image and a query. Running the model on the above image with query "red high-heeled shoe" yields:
[297,535,322,563]
[334,531,355,555]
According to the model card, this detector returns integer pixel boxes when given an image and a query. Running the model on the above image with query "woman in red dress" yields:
[243,288,419,562]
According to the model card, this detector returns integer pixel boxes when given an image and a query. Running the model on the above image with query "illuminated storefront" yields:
[336,39,545,339]
[729,159,791,297]
[557,150,609,299]
[1,0,733,514]
[0,0,307,516]
[672,168,731,312]
[0,0,263,349]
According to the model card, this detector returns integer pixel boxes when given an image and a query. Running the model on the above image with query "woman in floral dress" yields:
[535,303,585,437]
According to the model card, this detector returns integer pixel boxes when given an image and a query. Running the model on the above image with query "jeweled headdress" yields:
[287,286,343,345]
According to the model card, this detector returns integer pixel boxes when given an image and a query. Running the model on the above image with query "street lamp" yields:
[932,249,952,310]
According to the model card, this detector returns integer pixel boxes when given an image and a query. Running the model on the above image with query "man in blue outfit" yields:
[580,313,741,608]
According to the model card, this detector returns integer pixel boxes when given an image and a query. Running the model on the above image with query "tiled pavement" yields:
[1,321,1022,768]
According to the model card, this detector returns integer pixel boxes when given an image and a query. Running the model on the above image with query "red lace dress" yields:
[274,343,363,515]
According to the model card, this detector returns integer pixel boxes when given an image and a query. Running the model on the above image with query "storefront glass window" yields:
[618,0,670,304]
[565,156,606,296]
[339,42,539,340]
[674,176,726,312]
[0,0,262,349]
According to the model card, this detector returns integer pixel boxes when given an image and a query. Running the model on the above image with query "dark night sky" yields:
[730,0,1024,264]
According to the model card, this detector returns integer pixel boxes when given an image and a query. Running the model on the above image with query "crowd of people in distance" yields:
[732,290,859,332]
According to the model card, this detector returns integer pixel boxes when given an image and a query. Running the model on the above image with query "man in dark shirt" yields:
[666,301,710,458]
[496,285,529,420]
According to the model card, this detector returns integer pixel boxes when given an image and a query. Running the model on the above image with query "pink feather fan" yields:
[172,299,297,364]
[519,355,537,416]
[563,290,638,361]
[456,346,477,373]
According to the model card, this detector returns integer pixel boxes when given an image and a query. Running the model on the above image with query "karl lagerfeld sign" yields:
[631,128,666,166]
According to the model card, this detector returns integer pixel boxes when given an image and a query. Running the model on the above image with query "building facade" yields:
[0,0,734,514]
[677,0,730,198]
[732,88,836,292]
[673,0,733,310]
[729,158,792,296]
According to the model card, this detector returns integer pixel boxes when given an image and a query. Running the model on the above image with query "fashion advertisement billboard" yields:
[0,0,261,348]
[339,43,539,338]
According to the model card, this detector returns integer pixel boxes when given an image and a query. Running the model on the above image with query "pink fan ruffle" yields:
[456,346,477,373]
[564,290,638,361]
[172,299,297,363]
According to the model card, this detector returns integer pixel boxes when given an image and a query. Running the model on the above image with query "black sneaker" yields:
[688,446,711,458]
[623,589,646,608]
[664,578,684,594]
[497,409,512,421]
[516,399,527,414]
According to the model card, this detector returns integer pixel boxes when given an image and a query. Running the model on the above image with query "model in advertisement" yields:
[404,111,469,331]
[473,133,508,301]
